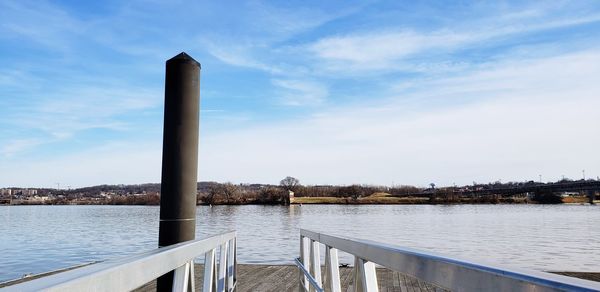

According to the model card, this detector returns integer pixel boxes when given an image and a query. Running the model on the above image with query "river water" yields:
[0,204,598,282]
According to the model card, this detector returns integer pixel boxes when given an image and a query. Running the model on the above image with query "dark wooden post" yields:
[157,52,200,291]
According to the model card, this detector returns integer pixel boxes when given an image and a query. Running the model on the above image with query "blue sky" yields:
[1,1,599,188]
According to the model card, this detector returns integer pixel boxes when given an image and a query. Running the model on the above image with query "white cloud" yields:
[201,3,365,75]
[0,142,162,188]
[309,30,472,70]
[307,10,600,73]
[2,1,599,187]
[8,85,161,139]
[389,50,600,107]
[198,50,600,186]
[0,1,83,51]
[205,43,283,74]
[245,2,355,39]
[0,139,41,157]
[272,79,328,106]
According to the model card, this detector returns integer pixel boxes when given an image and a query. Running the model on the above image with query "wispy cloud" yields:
[1,1,599,186]
[0,141,162,187]
[205,42,283,74]
[272,79,328,106]
[385,49,600,108]
[243,1,357,39]
[200,50,600,185]
[0,139,42,158]
[201,2,364,75]
[308,30,472,71]
[307,11,600,74]
[5,85,161,139]
[0,1,83,51]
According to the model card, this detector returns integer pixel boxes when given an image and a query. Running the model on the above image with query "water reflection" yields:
[1,204,599,283]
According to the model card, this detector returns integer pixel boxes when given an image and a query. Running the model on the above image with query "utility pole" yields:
[156,52,201,292]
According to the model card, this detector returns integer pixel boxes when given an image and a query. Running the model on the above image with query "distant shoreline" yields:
[1,194,594,206]
[2,180,597,206]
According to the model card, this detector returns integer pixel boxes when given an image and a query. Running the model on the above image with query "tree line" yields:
[198,177,421,204]
[7,176,591,205]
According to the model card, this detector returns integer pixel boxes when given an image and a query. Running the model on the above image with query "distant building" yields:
[99,191,116,198]
[7,189,38,196]
[30,195,49,202]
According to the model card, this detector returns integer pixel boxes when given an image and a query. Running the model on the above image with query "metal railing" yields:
[3,231,237,292]
[296,229,600,292]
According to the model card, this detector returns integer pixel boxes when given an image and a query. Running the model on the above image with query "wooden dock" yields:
[135,264,448,291]
[2,263,599,291]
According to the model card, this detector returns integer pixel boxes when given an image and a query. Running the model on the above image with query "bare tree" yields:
[257,187,284,204]
[279,177,300,205]
[207,183,240,204]
[280,176,300,192]
[221,183,240,203]
[338,185,365,200]
[205,186,218,205]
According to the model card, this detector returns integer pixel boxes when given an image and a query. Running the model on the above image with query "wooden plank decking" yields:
[3,263,599,291]
[135,264,450,292]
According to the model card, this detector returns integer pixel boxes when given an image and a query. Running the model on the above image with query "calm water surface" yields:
[0,204,599,282]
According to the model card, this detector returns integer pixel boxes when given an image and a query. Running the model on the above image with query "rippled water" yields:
[1,204,599,282]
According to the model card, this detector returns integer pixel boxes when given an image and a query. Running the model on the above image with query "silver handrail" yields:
[295,258,325,292]
[298,229,600,292]
[3,231,237,292]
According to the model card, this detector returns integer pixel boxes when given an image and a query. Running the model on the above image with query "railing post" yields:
[172,262,190,292]
[203,249,217,292]
[189,262,195,292]
[157,52,201,292]
[353,257,378,292]
[310,240,322,291]
[299,235,304,291]
[227,238,235,290]
[300,235,311,291]
[360,259,378,292]
[353,257,362,292]
[217,241,229,292]
[234,237,238,286]
[325,246,341,292]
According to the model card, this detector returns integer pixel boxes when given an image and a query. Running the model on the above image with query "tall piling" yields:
[157,52,200,291]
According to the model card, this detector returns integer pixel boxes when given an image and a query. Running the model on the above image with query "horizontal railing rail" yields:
[298,229,600,292]
[3,231,237,292]
[295,257,324,292]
